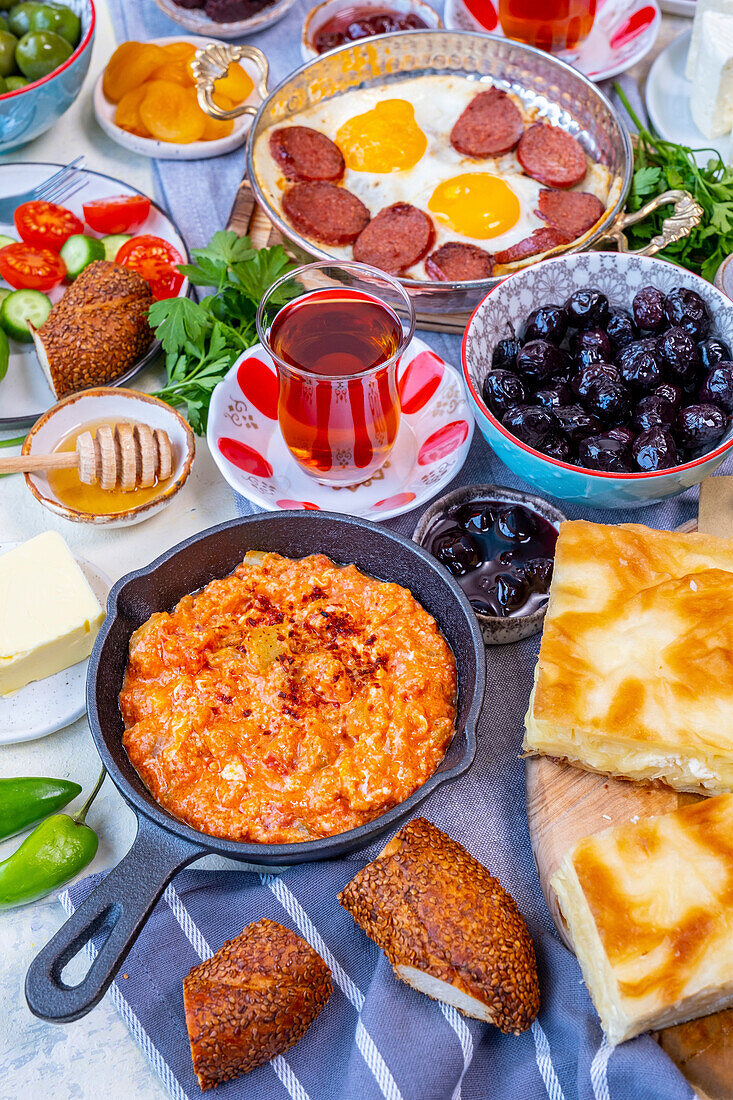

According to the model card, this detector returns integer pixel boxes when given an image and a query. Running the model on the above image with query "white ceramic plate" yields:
[207,336,474,521]
[0,162,189,430]
[444,0,661,82]
[646,28,724,167]
[660,0,694,15]
[93,35,262,161]
[154,0,298,38]
[0,544,111,745]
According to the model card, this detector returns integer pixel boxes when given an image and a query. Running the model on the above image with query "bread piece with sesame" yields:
[339,818,540,1034]
[31,261,154,399]
[183,918,332,1091]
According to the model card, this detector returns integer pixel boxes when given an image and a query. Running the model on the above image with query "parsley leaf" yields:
[149,233,296,433]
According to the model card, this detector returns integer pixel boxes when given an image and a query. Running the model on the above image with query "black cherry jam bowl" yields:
[413,484,567,644]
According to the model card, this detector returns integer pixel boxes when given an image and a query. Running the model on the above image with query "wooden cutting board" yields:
[225,178,472,334]
[526,479,733,1100]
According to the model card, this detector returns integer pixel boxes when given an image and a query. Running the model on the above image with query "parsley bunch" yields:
[149,231,296,433]
[615,84,733,283]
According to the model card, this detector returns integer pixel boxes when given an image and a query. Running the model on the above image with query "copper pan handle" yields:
[596,188,703,257]
[192,42,269,121]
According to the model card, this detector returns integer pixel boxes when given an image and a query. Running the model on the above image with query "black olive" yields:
[607,426,636,448]
[664,287,711,341]
[699,364,733,412]
[577,432,634,472]
[654,382,682,409]
[535,381,574,409]
[432,526,480,576]
[616,338,663,391]
[580,378,630,423]
[574,345,608,371]
[554,404,602,443]
[503,405,558,449]
[564,288,610,329]
[492,337,521,371]
[522,305,568,345]
[482,370,527,419]
[571,327,612,359]
[606,308,638,351]
[632,286,666,331]
[656,326,701,381]
[632,394,676,433]
[515,340,564,383]
[676,403,727,449]
[699,336,732,372]
[543,435,573,461]
[572,363,620,398]
[632,427,679,471]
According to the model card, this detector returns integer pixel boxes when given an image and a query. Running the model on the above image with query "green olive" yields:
[28,3,80,47]
[15,29,71,80]
[0,28,16,75]
[0,75,7,94]
[5,74,27,89]
[7,2,41,37]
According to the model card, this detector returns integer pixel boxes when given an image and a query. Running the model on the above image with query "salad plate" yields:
[207,336,474,521]
[0,543,111,745]
[444,0,661,82]
[0,162,189,429]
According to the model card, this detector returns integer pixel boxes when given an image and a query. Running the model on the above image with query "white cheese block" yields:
[686,0,733,80]
[0,532,104,695]
[690,11,733,138]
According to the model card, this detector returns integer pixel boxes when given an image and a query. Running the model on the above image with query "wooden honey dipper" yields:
[2,423,173,491]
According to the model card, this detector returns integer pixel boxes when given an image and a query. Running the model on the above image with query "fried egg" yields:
[253,74,613,280]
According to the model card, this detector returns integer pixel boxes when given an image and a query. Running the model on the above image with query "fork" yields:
[0,157,88,222]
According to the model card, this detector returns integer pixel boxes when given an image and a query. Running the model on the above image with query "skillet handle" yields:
[25,815,205,1023]
[595,188,703,257]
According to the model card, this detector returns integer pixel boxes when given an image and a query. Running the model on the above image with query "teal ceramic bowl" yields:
[462,252,733,510]
[0,0,95,152]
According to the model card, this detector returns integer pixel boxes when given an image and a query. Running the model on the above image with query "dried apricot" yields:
[201,94,235,140]
[149,59,190,86]
[140,80,206,144]
[187,58,253,105]
[115,85,150,136]
[103,42,167,103]
[163,41,197,62]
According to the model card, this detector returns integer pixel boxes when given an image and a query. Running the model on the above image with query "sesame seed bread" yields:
[339,818,540,1034]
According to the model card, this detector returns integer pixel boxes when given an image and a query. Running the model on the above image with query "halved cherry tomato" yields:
[0,243,66,292]
[14,201,83,252]
[116,234,184,300]
[82,195,152,236]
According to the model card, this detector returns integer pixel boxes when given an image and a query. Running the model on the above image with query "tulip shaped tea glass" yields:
[257,261,416,486]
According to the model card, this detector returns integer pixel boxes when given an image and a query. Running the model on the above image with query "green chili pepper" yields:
[0,769,105,909]
[0,776,82,840]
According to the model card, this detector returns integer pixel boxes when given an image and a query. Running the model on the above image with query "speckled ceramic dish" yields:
[413,483,566,643]
[301,0,442,60]
[22,388,195,527]
[462,252,733,509]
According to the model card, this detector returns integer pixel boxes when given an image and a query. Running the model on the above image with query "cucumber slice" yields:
[101,234,131,262]
[0,287,11,305]
[0,328,8,383]
[0,289,52,343]
[0,234,15,249]
[59,234,105,280]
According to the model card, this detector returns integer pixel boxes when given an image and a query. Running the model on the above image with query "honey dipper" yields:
[1,423,173,491]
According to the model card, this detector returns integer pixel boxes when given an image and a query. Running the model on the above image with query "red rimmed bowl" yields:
[0,0,95,152]
[462,252,733,509]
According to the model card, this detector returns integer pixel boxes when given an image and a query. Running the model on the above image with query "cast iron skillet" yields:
[26,511,485,1023]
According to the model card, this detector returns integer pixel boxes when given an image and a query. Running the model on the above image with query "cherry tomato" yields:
[14,200,83,252]
[116,234,184,300]
[0,243,66,291]
[82,195,152,236]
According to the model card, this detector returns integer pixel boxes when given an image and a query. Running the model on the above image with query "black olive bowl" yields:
[413,485,567,644]
[26,512,485,1024]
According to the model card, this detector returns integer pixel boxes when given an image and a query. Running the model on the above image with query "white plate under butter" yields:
[0,543,111,745]
[646,28,727,166]
[93,35,263,161]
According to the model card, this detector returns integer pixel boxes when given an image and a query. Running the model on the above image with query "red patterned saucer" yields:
[444,0,660,82]
[207,336,474,520]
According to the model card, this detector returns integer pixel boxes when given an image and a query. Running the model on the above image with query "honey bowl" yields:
[22,388,195,527]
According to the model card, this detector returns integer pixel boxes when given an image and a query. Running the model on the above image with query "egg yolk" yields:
[336,100,427,173]
[428,173,521,239]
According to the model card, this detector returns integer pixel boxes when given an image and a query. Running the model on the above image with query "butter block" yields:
[0,532,104,695]
[686,0,733,79]
[690,11,733,138]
